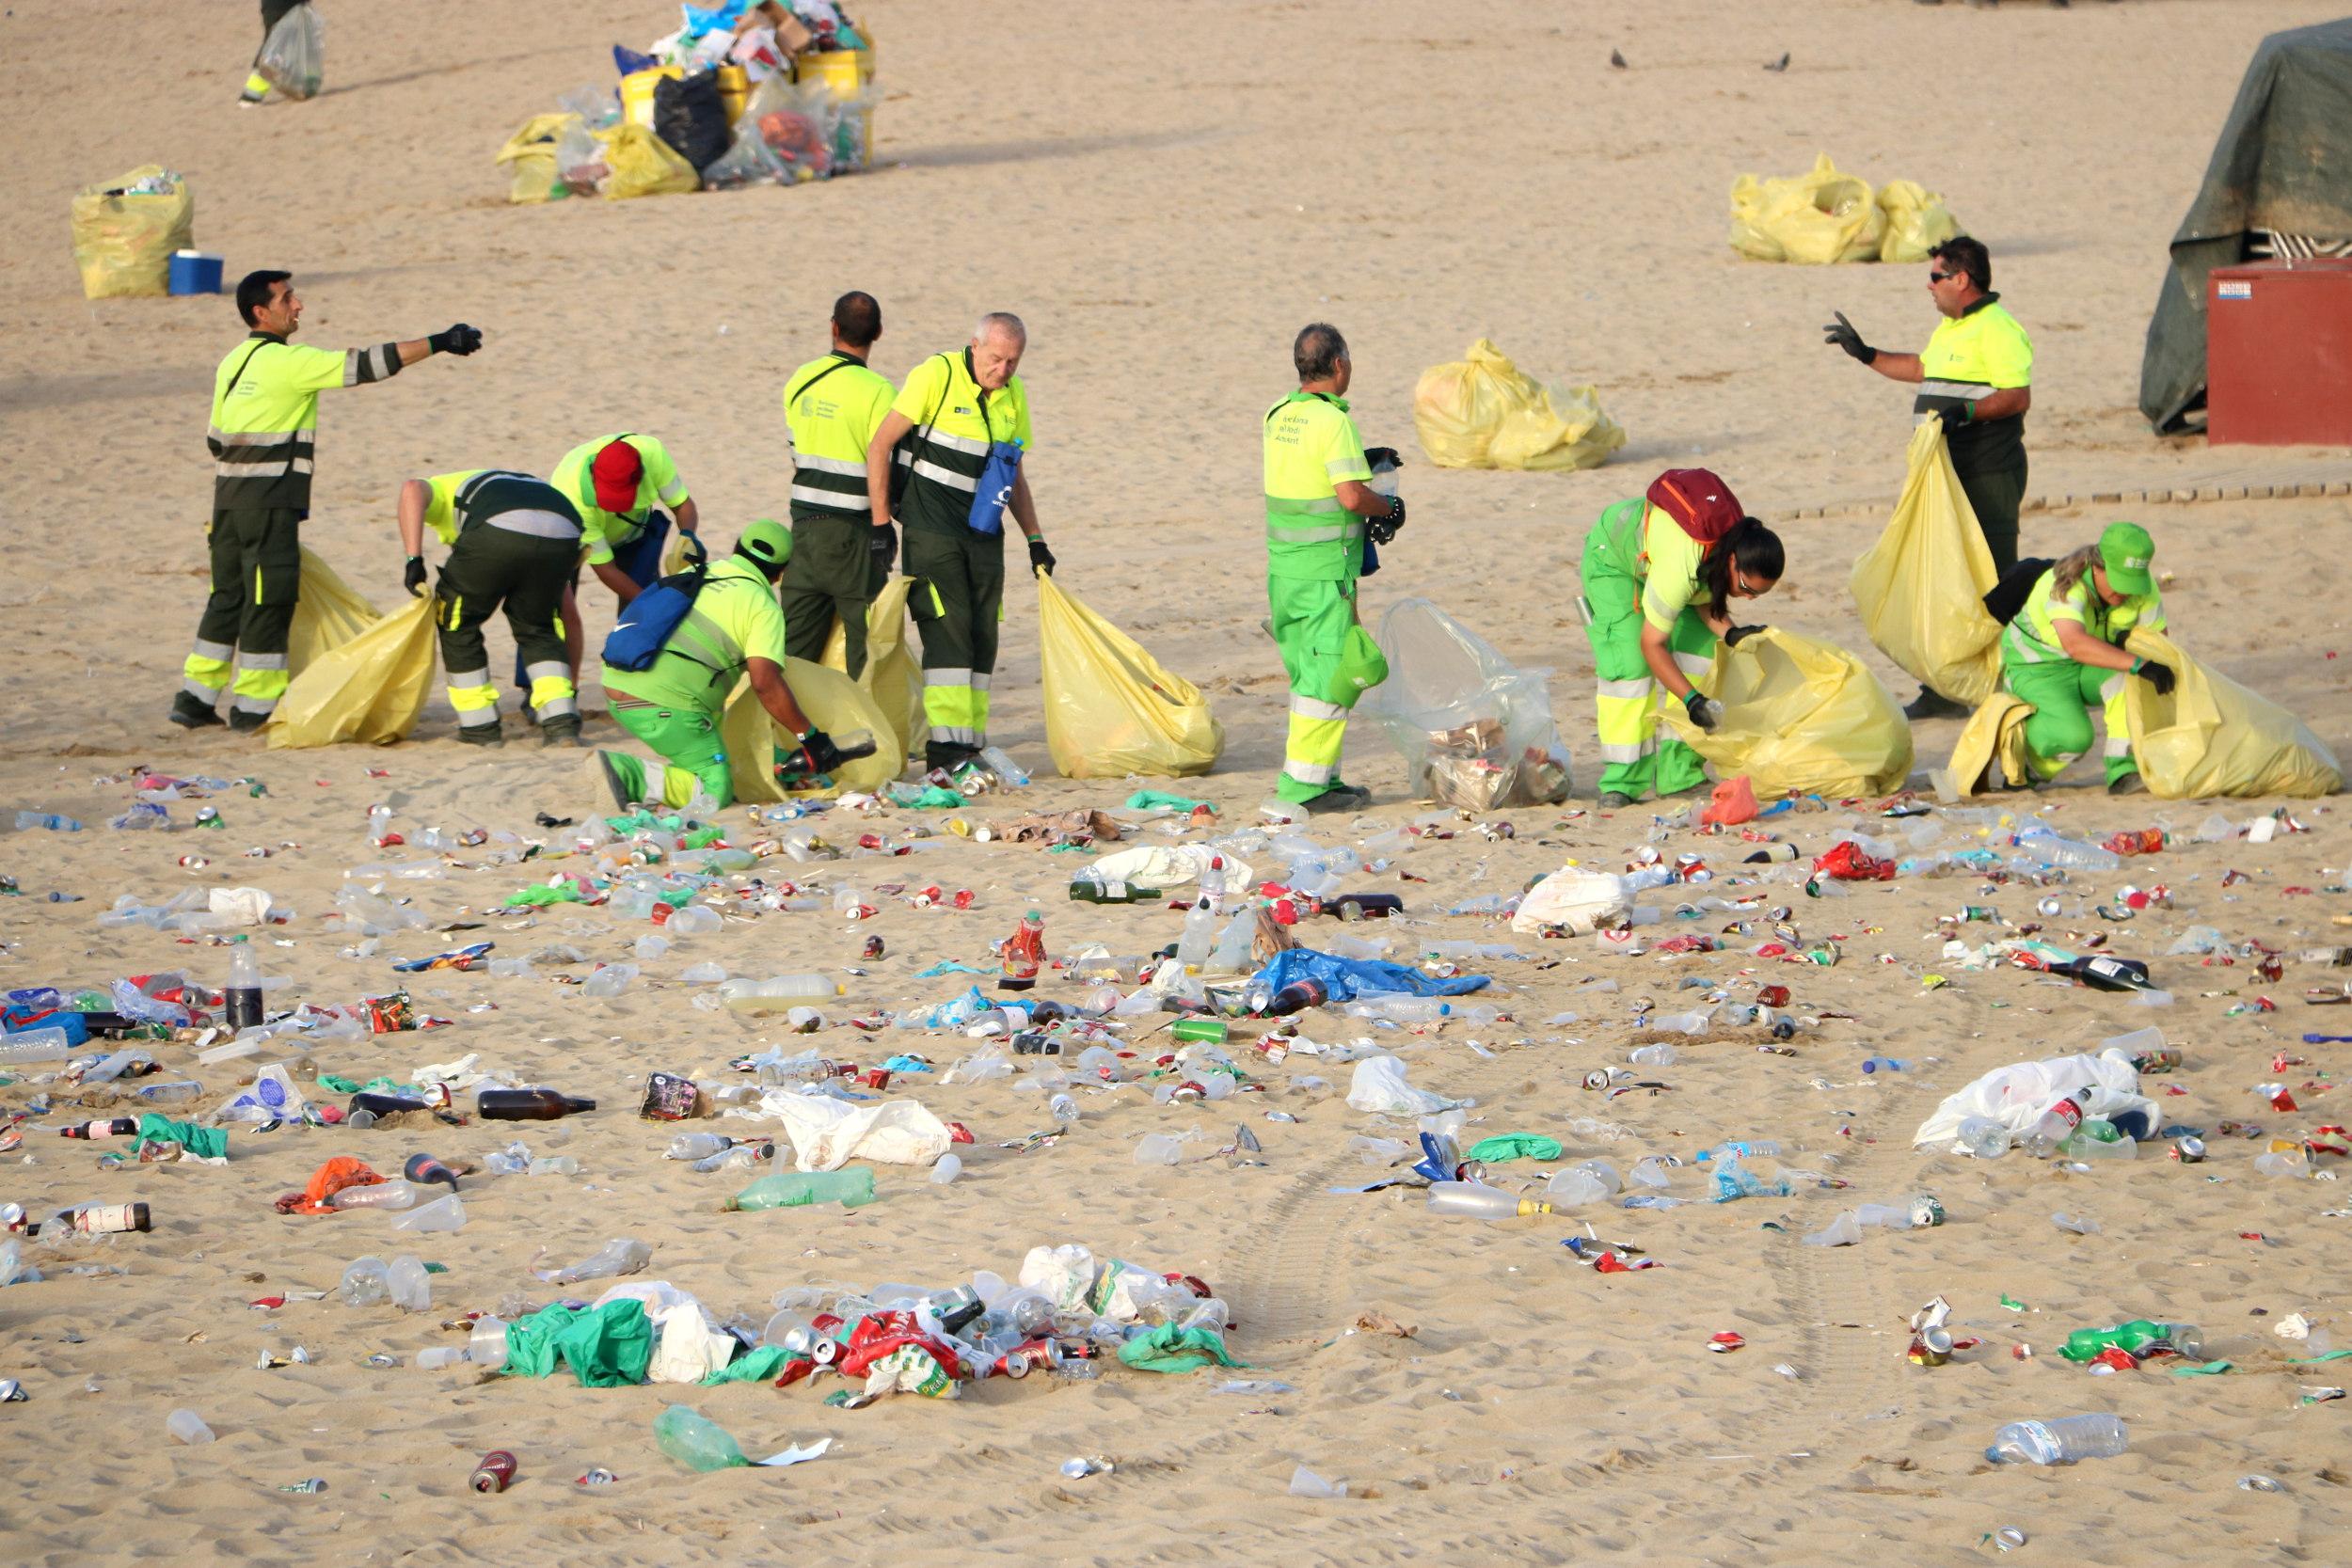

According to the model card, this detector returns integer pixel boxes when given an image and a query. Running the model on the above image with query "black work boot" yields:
[169,692,225,729]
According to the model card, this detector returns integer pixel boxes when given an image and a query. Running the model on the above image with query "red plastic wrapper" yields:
[361,991,416,1034]
[1811,842,1896,882]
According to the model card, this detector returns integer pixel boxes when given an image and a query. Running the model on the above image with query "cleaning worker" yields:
[863,311,1052,772]
[587,519,852,811]
[238,1,305,106]
[1990,522,2171,795]
[779,290,896,676]
[396,468,621,747]
[1263,323,1405,815]
[173,269,480,732]
[537,432,702,709]
[1823,235,2033,720]
[1580,469,1784,808]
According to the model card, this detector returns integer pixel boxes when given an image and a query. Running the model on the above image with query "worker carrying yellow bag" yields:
[1658,626,1913,796]
[721,657,901,799]
[266,593,437,749]
[1036,570,1223,778]
[2121,629,2342,799]
[1412,340,1625,471]
[1848,420,2002,707]
[71,166,195,299]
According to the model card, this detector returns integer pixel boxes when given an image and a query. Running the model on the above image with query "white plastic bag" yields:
[647,1298,737,1384]
[762,1091,951,1170]
[1511,867,1630,935]
[1359,598,1571,809]
[1345,1055,1461,1116]
[1910,1051,2152,1149]
[221,1063,309,1124]
[1018,1243,1097,1313]
[1084,844,1253,891]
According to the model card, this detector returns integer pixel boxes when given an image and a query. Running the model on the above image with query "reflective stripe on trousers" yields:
[525,659,578,721]
[446,666,501,727]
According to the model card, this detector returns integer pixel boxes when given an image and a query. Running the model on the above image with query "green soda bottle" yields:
[2059,1320,2203,1361]
[724,1167,878,1212]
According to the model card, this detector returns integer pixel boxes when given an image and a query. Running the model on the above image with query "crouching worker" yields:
[1990,521,2171,795]
[399,468,632,747]
[587,518,860,811]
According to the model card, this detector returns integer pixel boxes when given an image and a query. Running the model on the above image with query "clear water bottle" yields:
[1957,1117,2012,1159]
[1048,1092,1080,1124]
[1200,854,1228,911]
[1985,1413,2129,1465]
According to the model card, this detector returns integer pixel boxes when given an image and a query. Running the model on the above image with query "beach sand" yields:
[3,1,2351,1562]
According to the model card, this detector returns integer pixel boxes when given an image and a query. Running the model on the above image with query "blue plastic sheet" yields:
[1249,947,1489,1003]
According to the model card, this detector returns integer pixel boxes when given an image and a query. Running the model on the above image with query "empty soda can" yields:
[279,1478,326,1494]
[470,1450,518,1493]
[2173,1135,2207,1163]
[0,1379,25,1402]
[577,1468,618,1487]
[862,935,885,960]
[1994,1527,2028,1552]
[1908,1328,1954,1367]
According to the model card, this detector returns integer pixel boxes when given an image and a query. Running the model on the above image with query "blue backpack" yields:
[600,565,708,673]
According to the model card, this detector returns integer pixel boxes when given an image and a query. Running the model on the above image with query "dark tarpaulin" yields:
[2137,20,2352,434]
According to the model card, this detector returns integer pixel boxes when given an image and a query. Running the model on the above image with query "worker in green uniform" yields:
[1580,469,1784,808]
[396,469,621,747]
[1263,323,1406,814]
[863,311,1053,771]
[779,291,896,676]
[538,431,703,706]
[587,519,852,811]
[1992,522,2172,795]
[1824,235,2033,719]
[173,268,479,731]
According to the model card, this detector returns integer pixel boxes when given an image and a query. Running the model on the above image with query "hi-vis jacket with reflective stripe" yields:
[1263,391,1372,581]
[207,332,404,510]
[891,350,1034,536]
[601,557,789,709]
[784,353,895,522]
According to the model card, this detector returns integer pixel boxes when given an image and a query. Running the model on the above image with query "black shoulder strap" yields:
[220,338,275,404]
[788,358,853,405]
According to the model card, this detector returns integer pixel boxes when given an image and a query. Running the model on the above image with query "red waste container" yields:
[2205,258,2352,446]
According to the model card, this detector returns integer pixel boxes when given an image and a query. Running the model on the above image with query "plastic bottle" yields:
[1003,910,1046,981]
[654,1404,750,1472]
[0,1027,80,1066]
[476,1088,596,1121]
[15,812,83,832]
[368,805,393,843]
[1957,1117,2012,1159]
[725,1170,877,1212]
[930,1153,962,1184]
[2058,1321,2202,1362]
[1628,1043,1677,1068]
[1200,854,1228,911]
[2019,1095,2090,1158]
[2010,824,2122,872]
[720,974,843,1012]
[131,1079,204,1107]
[224,943,263,1032]
[1694,1140,1781,1164]
[1861,1056,1914,1074]
[1048,1092,1081,1124]
[328,1180,419,1212]
[536,1237,653,1283]
[1427,1181,1553,1219]
[667,1132,736,1162]
[977,745,1030,787]
[1985,1414,2130,1465]
[339,1256,393,1305]
[167,1409,215,1445]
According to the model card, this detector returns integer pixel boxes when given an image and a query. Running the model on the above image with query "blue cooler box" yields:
[169,250,224,295]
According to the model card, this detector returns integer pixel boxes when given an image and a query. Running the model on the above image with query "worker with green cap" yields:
[586,518,852,811]
[1994,521,2171,794]
[1263,323,1405,814]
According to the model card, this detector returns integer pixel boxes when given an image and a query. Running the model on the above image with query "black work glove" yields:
[1723,624,1766,647]
[869,522,898,579]
[427,324,483,356]
[679,532,707,566]
[1822,310,1876,365]
[404,556,428,597]
[1361,446,1401,472]
[1028,537,1057,576]
[1368,494,1406,546]
[783,729,848,781]
[2135,657,2176,696]
[1683,689,1724,732]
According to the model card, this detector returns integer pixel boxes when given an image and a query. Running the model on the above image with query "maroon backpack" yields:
[1645,468,1744,546]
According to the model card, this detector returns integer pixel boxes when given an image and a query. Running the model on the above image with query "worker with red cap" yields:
[541,432,703,716]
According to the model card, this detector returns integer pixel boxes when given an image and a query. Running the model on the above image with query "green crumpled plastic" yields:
[1126,790,1212,814]
[316,1073,362,1094]
[1116,1323,1248,1374]
[501,1299,653,1387]
[1468,1134,1564,1164]
[701,1344,799,1385]
[500,883,585,909]
[134,1113,228,1161]
[2169,1359,2234,1376]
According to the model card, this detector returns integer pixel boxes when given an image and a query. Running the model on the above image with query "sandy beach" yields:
[5,1,2352,1562]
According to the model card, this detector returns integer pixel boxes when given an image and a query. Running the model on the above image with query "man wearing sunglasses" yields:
[1823,235,2033,720]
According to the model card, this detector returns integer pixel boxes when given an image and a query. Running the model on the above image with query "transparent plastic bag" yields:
[1359,598,1572,809]
[554,122,609,197]
[256,2,325,101]
[703,76,833,188]
[1848,420,2002,705]
[1413,340,1624,471]
[1728,153,1883,264]
[70,166,193,299]
[1659,626,1911,796]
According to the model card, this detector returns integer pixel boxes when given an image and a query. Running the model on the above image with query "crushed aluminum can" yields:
[469,1449,518,1493]
[1907,1327,1954,1367]
[279,1478,327,1494]
[2173,1136,2207,1164]
[1707,1331,1746,1354]
[1908,1194,1947,1227]
[0,1378,25,1402]
[576,1468,618,1487]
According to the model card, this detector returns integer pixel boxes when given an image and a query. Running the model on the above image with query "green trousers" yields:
[437,527,578,735]
[2003,656,2137,785]
[779,514,881,676]
[1581,529,1713,801]
[1268,575,1361,803]
[903,525,1004,765]
[182,505,302,721]
[596,692,770,810]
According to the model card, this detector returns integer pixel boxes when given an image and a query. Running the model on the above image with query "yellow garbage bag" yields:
[599,124,700,200]
[2121,630,2342,799]
[1413,340,1624,471]
[1939,692,2034,800]
[265,594,437,749]
[70,166,195,299]
[496,114,580,204]
[1728,154,1884,265]
[1659,627,1913,796]
[720,657,904,800]
[1848,420,2001,706]
[820,576,925,767]
[1876,179,1961,264]
[1037,571,1223,779]
[287,548,382,674]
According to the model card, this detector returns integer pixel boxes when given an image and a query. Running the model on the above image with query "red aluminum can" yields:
[951,890,976,910]
[470,1450,517,1493]
[861,1069,892,1090]
[1756,985,1790,1007]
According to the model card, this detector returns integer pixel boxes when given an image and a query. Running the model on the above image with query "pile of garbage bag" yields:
[70,166,194,300]
[1412,340,1625,471]
[1728,154,1962,265]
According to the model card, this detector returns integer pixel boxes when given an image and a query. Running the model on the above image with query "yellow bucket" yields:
[621,64,750,128]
